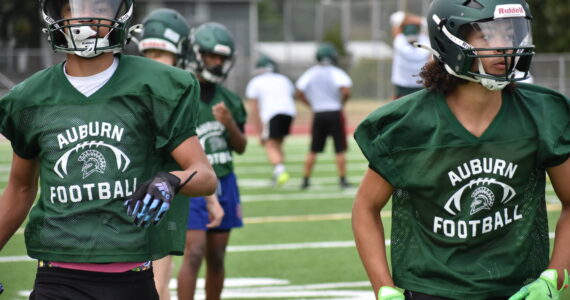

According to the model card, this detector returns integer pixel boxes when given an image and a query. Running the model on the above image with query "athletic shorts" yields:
[404,290,508,300]
[30,265,158,300]
[310,110,347,153]
[187,172,243,231]
[262,114,293,140]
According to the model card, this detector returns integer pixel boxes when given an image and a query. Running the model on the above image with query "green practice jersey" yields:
[0,55,200,262]
[196,83,246,178]
[354,84,570,299]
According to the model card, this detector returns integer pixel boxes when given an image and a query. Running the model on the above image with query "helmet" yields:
[423,0,534,90]
[190,22,235,83]
[255,55,278,73]
[39,0,137,58]
[138,8,190,68]
[316,43,339,65]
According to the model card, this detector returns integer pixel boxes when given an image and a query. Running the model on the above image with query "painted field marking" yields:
[0,233,559,264]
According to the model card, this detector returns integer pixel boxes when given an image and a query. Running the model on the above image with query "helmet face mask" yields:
[425,0,534,90]
[137,8,190,68]
[190,22,235,83]
[40,0,135,58]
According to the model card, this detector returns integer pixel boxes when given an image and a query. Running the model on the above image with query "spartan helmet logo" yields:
[470,186,495,215]
[78,150,107,179]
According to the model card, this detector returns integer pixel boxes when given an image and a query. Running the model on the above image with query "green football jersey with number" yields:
[196,84,246,178]
[0,55,199,262]
[354,84,570,299]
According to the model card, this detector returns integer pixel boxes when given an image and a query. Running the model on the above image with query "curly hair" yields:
[419,60,516,95]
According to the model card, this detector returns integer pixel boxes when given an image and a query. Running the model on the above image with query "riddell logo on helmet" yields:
[494,4,526,18]
[141,41,168,50]
[499,7,523,14]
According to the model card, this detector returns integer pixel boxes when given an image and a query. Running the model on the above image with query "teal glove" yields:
[378,286,405,300]
[509,269,569,300]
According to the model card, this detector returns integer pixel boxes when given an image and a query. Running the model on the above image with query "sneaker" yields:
[340,181,352,189]
[301,177,310,189]
[276,171,290,186]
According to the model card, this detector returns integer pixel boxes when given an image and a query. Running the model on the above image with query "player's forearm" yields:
[340,87,351,105]
[254,118,263,136]
[226,122,247,154]
[171,163,217,197]
[0,184,37,250]
[548,203,570,288]
[352,202,394,292]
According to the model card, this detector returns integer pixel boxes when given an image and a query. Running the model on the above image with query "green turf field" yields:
[0,137,567,300]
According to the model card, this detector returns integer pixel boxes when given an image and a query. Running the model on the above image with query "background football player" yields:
[176,22,248,300]
[245,55,296,187]
[296,42,353,190]
[137,8,225,300]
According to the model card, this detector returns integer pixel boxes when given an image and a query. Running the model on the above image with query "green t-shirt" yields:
[0,55,200,262]
[196,83,247,178]
[354,84,570,299]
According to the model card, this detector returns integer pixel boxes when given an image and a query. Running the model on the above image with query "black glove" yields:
[124,171,195,228]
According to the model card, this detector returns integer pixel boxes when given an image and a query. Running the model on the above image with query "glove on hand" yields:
[509,269,569,300]
[124,171,195,227]
[378,286,405,300]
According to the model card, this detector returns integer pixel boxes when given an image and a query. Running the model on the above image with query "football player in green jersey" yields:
[353,0,570,299]
[0,0,217,299]
[176,22,248,300]
[137,9,225,300]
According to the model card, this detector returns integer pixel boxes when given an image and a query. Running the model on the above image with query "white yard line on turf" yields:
[242,191,356,202]
[0,233,558,264]
[234,163,368,174]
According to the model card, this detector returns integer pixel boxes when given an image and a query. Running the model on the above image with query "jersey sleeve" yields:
[353,108,403,187]
[155,75,200,153]
[0,87,40,159]
[531,88,570,167]
[245,77,258,99]
[295,70,311,91]
[332,68,353,88]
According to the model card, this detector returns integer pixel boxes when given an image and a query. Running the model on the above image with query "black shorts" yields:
[30,266,158,300]
[310,110,347,153]
[265,114,293,139]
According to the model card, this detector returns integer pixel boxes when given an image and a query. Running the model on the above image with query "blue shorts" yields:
[187,172,243,231]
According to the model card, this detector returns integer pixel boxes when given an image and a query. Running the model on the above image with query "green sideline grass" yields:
[0,138,567,300]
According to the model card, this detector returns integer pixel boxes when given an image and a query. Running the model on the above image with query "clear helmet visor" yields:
[458,17,534,82]
[461,18,532,50]
[44,0,127,21]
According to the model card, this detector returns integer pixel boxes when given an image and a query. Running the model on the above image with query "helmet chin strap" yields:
[64,26,112,58]
[476,59,509,91]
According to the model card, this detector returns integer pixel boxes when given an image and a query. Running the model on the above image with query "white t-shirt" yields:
[391,33,431,88]
[246,71,296,122]
[295,64,352,113]
[64,57,119,97]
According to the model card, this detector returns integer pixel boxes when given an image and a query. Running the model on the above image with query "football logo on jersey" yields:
[197,121,233,165]
[444,178,515,216]
[206,136,228,152]
[78,149,107,179]
[54,141,130,179]
[469,186,495,215]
